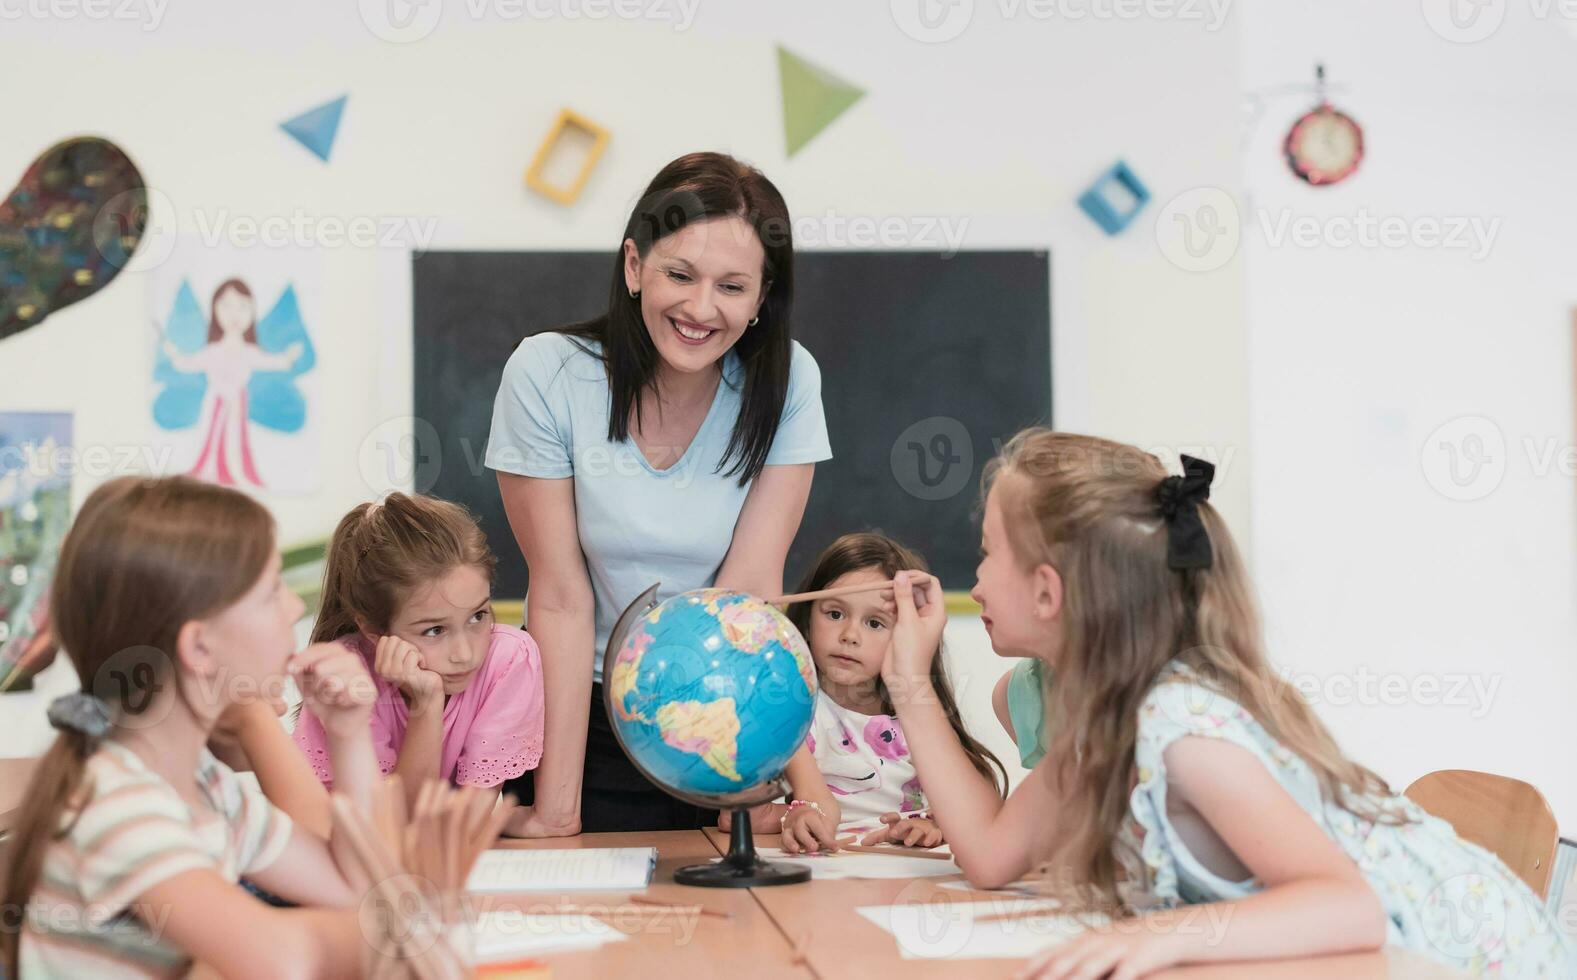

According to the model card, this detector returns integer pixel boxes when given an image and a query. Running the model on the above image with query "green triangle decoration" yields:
[777,46,865,158]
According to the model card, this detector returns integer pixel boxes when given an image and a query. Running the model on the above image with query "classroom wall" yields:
[0,2,1249,772]
[1239,0,1577,824]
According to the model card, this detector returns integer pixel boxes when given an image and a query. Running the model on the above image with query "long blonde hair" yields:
[984,430,1398,911]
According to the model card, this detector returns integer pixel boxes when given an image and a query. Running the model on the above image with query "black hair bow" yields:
[1155,454,1215,570]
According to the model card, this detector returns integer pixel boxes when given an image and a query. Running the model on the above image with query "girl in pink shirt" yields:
[292,493,545,801]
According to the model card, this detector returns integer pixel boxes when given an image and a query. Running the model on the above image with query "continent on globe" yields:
[604,587,817,798]
[773,617,816,695]
[654,697,741,783]
[609,630,654,722]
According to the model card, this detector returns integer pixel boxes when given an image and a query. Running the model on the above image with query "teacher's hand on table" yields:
[503,805,582,839]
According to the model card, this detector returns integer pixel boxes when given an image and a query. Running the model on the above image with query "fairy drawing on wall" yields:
[153,276,316,490]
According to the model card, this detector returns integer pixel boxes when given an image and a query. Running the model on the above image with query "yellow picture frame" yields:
[524,108,610,206]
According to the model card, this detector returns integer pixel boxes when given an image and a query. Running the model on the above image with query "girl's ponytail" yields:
[310,503,378,645]
[2,731,93,977]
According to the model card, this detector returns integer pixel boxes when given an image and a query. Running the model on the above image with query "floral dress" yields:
[1006,658,1576,977]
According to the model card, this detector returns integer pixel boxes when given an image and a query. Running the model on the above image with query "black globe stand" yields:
[673,808,810,888]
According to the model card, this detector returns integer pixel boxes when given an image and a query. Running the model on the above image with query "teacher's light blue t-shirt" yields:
[485,331,832,682]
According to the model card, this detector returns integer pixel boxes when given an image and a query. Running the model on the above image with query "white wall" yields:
[1239,0,1577,825]
[0,2,1249,772]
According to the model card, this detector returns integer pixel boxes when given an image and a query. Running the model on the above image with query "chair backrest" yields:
[1405,769,1559,898]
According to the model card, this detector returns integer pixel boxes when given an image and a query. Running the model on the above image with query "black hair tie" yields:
[1155,454,1215,570]
[48,691,113,744]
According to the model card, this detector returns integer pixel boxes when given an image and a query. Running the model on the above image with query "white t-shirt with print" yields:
[804,689,926,829]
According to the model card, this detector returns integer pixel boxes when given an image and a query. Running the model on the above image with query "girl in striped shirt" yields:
[1,477,383,979]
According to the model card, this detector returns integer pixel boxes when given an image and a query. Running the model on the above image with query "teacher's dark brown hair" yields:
[561,151,797,487]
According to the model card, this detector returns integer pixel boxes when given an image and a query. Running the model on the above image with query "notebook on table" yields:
[466,847,659,893]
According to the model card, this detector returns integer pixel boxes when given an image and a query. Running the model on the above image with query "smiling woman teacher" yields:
[485,153,832,835]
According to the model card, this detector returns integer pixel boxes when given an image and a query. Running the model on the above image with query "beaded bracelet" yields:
[780,799,824,832]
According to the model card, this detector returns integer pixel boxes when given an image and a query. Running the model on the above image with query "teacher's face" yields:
[623,214,766,376]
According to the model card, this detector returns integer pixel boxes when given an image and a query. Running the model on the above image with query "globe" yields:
[604,587,818,801]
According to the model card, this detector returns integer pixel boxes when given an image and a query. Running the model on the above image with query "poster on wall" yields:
[0,412,71,691]
[147,240,322,495]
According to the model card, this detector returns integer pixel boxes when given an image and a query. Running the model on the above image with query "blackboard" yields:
[411,250,1050,600]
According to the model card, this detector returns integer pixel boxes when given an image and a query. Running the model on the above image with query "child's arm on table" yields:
[777,747,842,854]
[224,698,333,837]
[854,667,1018,850]
[861,668,1012,851]
[867,665,1015,853]
[138,871,365,980]
[717,745,843,853]
[497,472,592,839]
[248,644,382,907]
[883,571,1062,888]
[1019,735,1385,979]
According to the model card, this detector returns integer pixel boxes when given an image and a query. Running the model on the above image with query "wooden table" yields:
[701,829,1470,980]
[488,830,810,978]
[0,774,1479,980]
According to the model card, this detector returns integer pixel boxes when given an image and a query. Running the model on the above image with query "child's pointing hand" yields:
[883,569,947,686]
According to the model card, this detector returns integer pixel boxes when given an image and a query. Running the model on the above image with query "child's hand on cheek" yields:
[291,642,377,739]
[883,570,947,687]
[372,635,444,712]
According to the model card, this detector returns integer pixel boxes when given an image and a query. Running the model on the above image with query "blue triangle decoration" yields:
[280,95,347,162]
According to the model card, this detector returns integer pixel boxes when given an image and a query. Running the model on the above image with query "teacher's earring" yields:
[748,316,760,327]
[629,287,640,299]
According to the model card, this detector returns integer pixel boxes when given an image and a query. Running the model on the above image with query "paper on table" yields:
[470,911,628,962]
[466,848,657,893]
[753,846,961,880]
[857,898,1103,960]
[938,877,1046,896]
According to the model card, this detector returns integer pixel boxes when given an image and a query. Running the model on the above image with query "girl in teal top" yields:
[880,429,1573,979]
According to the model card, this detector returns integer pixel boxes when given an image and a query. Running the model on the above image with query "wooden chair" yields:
[1405,769,1560,899]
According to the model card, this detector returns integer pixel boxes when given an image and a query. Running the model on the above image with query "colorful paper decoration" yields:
[281,95,348,162]
[1077,161,1150,235]
[0,412,72,692]
[777,46,865,158]
[524,109,610,206]
[0,137,147,341]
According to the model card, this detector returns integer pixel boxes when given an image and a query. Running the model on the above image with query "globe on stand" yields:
[602,583,818,887]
